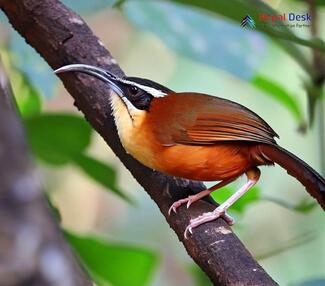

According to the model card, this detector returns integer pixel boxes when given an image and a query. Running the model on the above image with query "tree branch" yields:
[0,1,277,285]
[0,61,92,285]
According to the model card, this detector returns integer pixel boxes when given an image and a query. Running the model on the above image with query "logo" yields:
[259,12,311,28]
[241,13,311,29]
[241,15,256,29]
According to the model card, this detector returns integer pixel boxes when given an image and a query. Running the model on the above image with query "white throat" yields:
[109,91,146,146]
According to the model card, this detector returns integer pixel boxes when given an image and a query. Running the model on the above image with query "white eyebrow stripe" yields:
[118,79,167,98]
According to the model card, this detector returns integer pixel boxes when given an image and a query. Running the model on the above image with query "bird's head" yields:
[54,64,172,115]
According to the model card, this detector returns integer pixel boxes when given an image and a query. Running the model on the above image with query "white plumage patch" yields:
[118,78,167,98]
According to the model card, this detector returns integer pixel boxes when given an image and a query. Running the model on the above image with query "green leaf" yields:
[292,0,325,6]
[251,74,305,128]
[294,199,318,213]
[211,186,260,213]
[262,196,318,213]
[0,48,42,117]
[66,231,159,286]
[303,79,323,125]
[25,113,92,165]
[168,0,317,74]
[73,154,132,203]
[14,72,42,117]
[113,0,127,9]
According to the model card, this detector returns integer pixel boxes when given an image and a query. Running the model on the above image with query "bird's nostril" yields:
[106,72,116,79]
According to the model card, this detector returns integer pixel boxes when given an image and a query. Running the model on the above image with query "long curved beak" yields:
[54,64,124,96]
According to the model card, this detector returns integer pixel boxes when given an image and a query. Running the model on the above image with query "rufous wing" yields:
[148,93,278,146]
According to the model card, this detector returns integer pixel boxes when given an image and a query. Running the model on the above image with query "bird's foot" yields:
[184,207,235,239]
[168,195,201,215]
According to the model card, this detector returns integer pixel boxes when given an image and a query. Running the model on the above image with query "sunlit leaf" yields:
[66,231,159,286]
[251,74,305,127]
[25,113,92,165]
[0,48,42,117]
[73,154,132,203]
[13,72,42,117]
[211,186,260,213]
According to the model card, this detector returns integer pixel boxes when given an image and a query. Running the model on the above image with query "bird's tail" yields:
[258,144,325,211]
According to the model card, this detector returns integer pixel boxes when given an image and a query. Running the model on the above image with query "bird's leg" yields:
[168,178,235,215]
[184,167,261,239]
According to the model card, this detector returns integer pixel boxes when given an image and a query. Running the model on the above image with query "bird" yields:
[55,64,325,238]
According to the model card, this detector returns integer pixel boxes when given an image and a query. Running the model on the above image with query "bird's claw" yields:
[186,199,193,209]
[183,207,235,239]
[168,205,177,216]
[168,197,191,216]
[184,225,193,239]
[168,195,197,216]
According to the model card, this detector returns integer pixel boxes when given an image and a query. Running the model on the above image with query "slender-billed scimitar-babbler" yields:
[55,64,325,238]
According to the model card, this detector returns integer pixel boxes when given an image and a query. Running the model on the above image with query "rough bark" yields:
[0,0,278,285]
[0,62,92,285]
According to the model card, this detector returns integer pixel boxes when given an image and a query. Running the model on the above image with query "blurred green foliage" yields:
[169,0,325,54]
[293,0,325,5]
[251,74,306,130]
[262,196,318,213]
[212,185,317,214]
[73,154,133,202]
[172,0,318,79]
[0,48,42,116]
[212,186,260,213]
[66,232,159,286]
[25,114,92,165]
[13,72,42,117]
[124,1,266,80]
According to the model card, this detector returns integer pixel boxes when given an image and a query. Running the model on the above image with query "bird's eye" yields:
[128,86,139,96]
